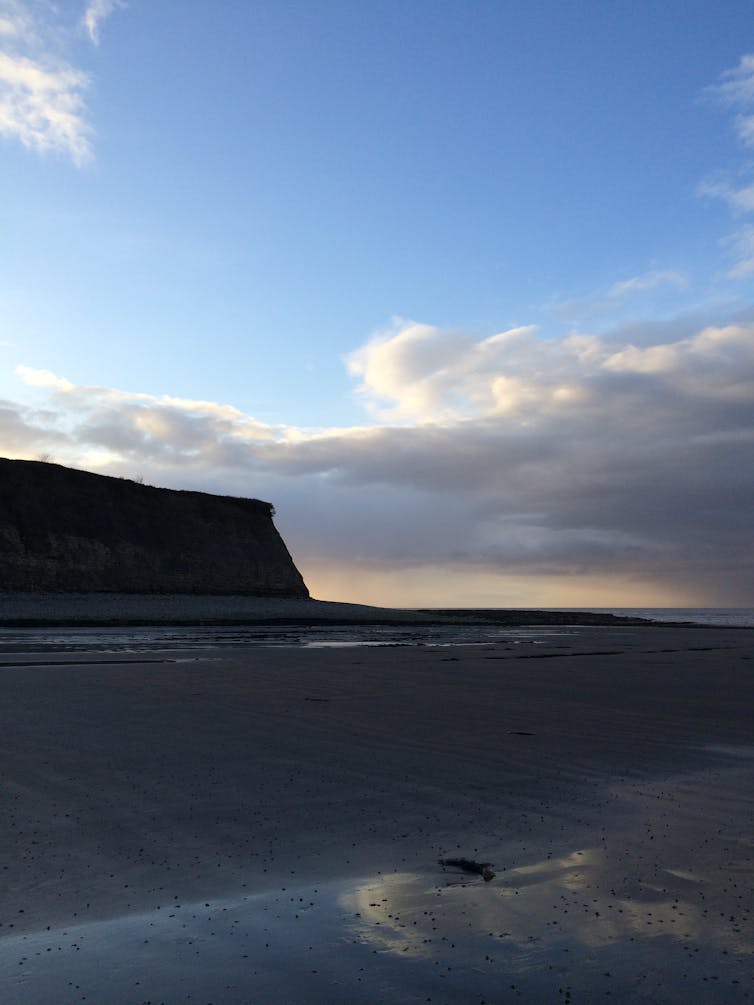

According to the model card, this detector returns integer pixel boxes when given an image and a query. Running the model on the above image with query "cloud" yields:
[81,0,124,46]
[347,320,557,421]
[722,225,754,278]
[347,317,753,424]
[734,112,754,147]
[0,50,92,164]
[697,176,754,215]
[703,53,754,145]
[605,270,687,299]
[0,0,106,165]
[14,365,281,461]
[16,364,75,392]
[698,52,754,277]
[5,315,754,605]
[0,1,35,41]
[550,270,688,324]
[0,397,68,456]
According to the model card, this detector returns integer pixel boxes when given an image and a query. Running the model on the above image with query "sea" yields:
[562,607,754,628]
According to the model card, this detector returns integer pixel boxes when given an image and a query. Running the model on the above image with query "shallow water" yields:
[3,858,749,1004]
[3,764,751,1005]
[0,622,579,655]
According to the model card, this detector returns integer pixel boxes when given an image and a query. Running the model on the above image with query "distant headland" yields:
[0,458,309,597]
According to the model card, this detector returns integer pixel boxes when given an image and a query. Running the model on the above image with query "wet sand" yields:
[1,625,752,1002]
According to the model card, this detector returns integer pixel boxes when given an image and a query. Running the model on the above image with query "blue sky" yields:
[2,0,754,606]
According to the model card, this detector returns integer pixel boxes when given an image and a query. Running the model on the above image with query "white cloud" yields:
[0,1,34,40]
[605,269,687,299]
[347,317,754,424]
[551,269,688,324]
[698,176,754,215]
[601,323,754,404]
[697,54,754,277]
[734,112,754,147]
[0,0,113,164]
[723,225,754,278]
[0,49,92,164]
[348,320,549,421]
[16,364,75,391]
[81,0,124,46]
[14,365,285,461]
[704,52,754,119]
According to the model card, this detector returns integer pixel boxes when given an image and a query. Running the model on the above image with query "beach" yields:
[1,622,752,1003]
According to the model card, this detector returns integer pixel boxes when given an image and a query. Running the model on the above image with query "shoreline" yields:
[0,591,694,627]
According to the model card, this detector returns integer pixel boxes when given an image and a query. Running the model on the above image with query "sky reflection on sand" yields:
[3,815,751,1005]
[344,839,753,962]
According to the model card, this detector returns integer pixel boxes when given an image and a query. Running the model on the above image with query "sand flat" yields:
[1,625,752,1002]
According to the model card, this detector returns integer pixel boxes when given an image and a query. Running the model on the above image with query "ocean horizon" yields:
[544,607,754,628]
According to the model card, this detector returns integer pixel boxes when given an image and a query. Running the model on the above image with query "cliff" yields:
[0,458,309,597]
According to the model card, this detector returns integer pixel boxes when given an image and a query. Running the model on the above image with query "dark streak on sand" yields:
[0,658,173,668]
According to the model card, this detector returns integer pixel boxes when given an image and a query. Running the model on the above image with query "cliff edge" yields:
[0,458,309,597]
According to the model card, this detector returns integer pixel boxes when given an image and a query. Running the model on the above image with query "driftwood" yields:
[439,857,495,881]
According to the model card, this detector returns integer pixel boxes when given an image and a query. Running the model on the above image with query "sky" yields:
[1,0,754,608]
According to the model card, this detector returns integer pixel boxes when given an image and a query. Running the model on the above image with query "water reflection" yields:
[2,833,751,1005]
[342,839,753,962]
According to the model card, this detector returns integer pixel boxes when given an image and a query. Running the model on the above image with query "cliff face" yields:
[0,459,309,597]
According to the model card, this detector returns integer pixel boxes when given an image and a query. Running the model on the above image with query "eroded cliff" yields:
[0,458,309,596]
